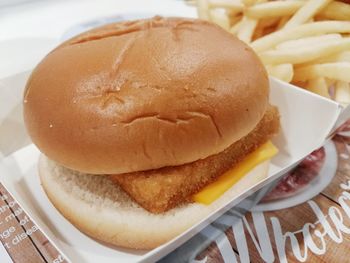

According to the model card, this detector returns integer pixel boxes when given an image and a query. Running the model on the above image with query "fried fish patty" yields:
[110,106,280,213]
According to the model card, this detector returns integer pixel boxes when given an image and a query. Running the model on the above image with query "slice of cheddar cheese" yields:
[193,141,278,205]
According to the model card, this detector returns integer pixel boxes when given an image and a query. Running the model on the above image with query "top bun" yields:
[23,16,269,174]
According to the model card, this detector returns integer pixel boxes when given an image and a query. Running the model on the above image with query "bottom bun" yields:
[39,155,269,250]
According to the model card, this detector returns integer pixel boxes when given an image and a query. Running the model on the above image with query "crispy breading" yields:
[110,106,280,213]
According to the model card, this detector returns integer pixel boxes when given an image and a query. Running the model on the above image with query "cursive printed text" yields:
[211,180,350,262]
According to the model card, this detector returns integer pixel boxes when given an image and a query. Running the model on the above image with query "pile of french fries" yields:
[193,0,350,106]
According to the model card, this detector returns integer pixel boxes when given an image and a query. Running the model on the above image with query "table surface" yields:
[0,184,66,262]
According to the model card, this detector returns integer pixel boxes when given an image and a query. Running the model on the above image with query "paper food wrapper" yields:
[0,70,348,262]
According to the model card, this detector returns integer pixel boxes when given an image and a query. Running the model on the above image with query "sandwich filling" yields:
[110,105,280,213]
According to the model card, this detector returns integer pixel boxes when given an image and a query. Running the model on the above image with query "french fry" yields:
[266,64,294,83]
[237,16,258,43]
[251,21,350,52]
[275,34,342,50]
[294,62,350,82]
[306,77,331,98]
[314,51,350,64]
[246,1,304,19]
[242,0,257,6]
[318,1,350,21]
[193,0,350,103]
[208,0,244,12]
[335,81,350,106]
[230,18,243,34]
[259,38,350,65]
[197,0,210,20]
[283,0,333,29]
[209,8,231,30]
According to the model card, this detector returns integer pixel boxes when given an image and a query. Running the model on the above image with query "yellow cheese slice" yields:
[193,141,278,205]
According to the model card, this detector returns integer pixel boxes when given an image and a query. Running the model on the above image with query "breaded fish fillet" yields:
[110,106,280,213]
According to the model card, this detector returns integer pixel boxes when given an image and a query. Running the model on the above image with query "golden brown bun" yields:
[24,16,269,174]
[39,154,269,249]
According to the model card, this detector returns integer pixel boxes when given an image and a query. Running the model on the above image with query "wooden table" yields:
[0,183,66,262]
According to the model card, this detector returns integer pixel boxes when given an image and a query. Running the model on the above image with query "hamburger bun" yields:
[39,154,269,249]
[24,17,269,175]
